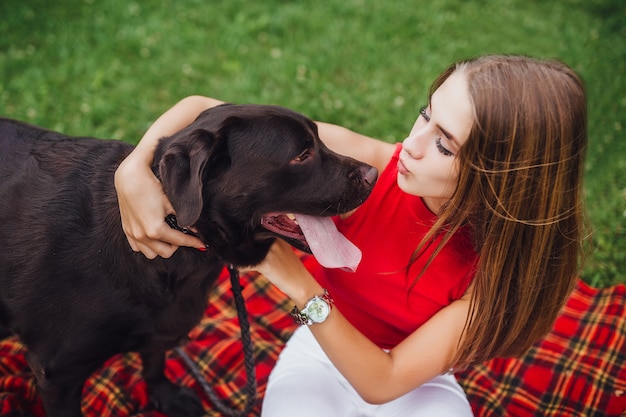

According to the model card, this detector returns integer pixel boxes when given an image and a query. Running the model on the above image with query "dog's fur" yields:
[0,104,377,417]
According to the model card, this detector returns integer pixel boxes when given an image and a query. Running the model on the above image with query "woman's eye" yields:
[436,138,454,157]
[293,149,312,162]
[419,106,430,122]
[420,105,453,156]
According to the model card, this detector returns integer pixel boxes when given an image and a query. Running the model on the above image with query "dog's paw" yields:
[150,382,204,417]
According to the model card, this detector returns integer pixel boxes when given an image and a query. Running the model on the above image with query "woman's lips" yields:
[397,158,410,175]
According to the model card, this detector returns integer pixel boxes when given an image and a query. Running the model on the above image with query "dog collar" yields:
[165,214,208,251]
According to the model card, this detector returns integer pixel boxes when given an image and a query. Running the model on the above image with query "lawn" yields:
[1,0,624,287]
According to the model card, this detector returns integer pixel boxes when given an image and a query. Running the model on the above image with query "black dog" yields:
[0,104,377,417]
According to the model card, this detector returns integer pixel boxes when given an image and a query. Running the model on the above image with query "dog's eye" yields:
[293,149,312,162]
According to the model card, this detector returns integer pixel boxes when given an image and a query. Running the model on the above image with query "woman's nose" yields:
[402,131,425,159]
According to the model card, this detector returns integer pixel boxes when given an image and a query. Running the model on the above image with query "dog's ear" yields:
[159,128,225,227]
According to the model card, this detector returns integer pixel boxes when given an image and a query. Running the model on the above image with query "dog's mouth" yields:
[261,213,308,250]
[260,213,361,272]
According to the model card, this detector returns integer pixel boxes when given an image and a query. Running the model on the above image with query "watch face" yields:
[306,297,330,323]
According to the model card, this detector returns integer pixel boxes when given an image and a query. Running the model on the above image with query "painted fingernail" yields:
[197,247,207,252]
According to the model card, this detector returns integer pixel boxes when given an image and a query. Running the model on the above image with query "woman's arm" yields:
[316,122,395,174]
[246,239,471,404]
[114,96,224,258]
[115,95,395,258]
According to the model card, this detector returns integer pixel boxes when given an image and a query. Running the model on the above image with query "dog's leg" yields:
[140,351,205,417]
[25,351,89,417]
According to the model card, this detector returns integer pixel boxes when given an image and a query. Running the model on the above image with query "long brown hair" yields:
[416,55,588,369]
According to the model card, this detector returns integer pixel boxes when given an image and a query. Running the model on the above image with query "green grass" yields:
[1,0,624,287]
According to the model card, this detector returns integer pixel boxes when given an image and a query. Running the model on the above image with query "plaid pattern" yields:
[0,257,624,416]
[456,280,626,417]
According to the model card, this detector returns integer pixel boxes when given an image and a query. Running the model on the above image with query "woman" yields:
[114,55,588,416]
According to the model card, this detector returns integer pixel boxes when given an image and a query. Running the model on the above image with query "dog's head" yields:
[154,103,377,266]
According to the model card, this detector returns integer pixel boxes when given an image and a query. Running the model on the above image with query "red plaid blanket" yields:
[1,258,624,416]
[457,280,626,417]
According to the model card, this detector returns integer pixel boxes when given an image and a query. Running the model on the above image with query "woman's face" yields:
[397,70,473,213]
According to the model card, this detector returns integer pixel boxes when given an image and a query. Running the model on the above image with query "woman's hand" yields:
[240,240,323,307]
[115,152,205,259]
[114,96,224,258]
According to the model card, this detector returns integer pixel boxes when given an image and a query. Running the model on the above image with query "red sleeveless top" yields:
[312,143,477,349]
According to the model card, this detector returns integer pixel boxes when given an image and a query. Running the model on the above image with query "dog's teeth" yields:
[286,214,296,220]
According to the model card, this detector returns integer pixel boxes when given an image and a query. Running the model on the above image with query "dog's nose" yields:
[351,165,378,187]
[363,166,378,186]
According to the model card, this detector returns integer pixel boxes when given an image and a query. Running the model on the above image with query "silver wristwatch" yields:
[290,289,334,325]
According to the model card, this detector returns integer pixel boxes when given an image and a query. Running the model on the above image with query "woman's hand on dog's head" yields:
[115,152,205,259]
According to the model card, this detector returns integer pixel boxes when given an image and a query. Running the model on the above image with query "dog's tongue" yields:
[294,214,362,272]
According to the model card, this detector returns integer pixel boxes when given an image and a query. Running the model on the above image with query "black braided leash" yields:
[166,215,258,415]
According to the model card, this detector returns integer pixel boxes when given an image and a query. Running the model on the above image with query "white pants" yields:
[261,326,474,416]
